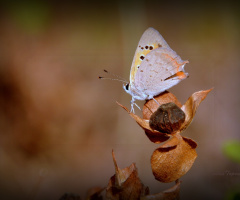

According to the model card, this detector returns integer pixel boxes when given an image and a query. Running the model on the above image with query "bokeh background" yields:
[0,1,239,200]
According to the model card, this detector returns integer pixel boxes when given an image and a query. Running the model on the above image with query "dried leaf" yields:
[151,134,197,183]
[180,88,213,131]
[141,180,181,200]
[117,101,152,131]
[117,102,170,143]
[143,91,182,120]
[111,150,134,187]
[106,151,149,200]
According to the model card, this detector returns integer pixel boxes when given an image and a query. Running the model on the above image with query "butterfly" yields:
[123,27,189,113]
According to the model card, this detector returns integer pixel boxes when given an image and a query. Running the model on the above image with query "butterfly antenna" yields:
[103,69,128,82]
[98,69,128,83]
[98,76,128,83]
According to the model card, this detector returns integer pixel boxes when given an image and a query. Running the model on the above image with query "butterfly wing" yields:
[133,47,188,99]
[129,27,171,84]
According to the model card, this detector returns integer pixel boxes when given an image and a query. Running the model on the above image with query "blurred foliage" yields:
[225,187,240,200]
[223,140,240,164]
[222,140,240,200]
[3,0,50,34]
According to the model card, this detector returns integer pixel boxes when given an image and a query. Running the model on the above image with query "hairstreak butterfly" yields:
[123,27,188,112]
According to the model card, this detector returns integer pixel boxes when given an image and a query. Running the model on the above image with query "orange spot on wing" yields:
[164,71,188,81]
[176,71,188,79]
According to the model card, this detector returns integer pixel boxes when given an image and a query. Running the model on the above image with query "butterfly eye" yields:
[125,83,129,90]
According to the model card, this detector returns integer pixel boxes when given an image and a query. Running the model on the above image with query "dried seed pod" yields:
[149,102,185,133]
[143,91,182,120]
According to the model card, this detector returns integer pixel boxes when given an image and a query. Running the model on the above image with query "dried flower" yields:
[106,151,180,200]
[106,151,149,200]
[118,89,212,182]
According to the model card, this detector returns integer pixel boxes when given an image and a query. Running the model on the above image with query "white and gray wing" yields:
[133,47,188,99]
[129,27,172,84]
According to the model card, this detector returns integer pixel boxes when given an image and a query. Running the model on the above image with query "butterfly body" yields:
[124,27,188,112]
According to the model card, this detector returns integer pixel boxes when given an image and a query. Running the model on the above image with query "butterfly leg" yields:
[130,98,141,113]
[134,102,141,110]
[153,97,160,105]
[130,99,135,113]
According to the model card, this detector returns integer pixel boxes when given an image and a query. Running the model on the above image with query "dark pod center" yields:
[149,102,185,134]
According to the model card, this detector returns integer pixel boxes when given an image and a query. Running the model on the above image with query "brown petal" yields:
[117,101,152,132]
[160,133,181,148]
[151,133,197,183]
[106,151,149,200]
[117,102,170,143]
[180,88,213,131]
[144,129,170,144]
[141,180,181,200]
[143,91,182,120]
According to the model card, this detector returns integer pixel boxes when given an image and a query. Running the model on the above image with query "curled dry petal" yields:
[141,179,181,200]
[116,101,152,132]
[180,88,213,131]
[159,133,181,148]
[106,151,149,200]
[111,150,133,187]
[117,102,170,143]
[151,133,197,183]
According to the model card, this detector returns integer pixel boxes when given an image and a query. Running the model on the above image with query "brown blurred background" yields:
[0,1,239,200]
